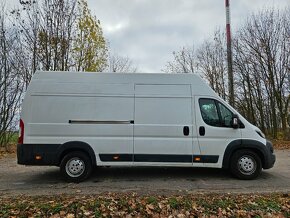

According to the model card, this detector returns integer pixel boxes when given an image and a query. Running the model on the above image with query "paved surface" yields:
[0,150,289,196]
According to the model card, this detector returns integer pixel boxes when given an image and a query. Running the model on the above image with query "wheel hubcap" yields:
[65,158,85,178]
[238,155,256,175]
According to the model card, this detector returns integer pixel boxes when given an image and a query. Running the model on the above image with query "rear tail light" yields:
[18,119,24,144]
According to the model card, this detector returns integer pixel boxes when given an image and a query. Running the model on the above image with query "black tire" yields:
[230,149,262,180]
[60,151,92,183]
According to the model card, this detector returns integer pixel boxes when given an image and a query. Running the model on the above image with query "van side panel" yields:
[25,82,134,165]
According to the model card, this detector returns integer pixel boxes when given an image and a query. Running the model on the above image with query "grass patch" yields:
[146,196,158,205]
[168,197,180,209]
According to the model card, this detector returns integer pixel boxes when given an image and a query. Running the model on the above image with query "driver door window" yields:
[199,99,220,127]
[199,98,233,128]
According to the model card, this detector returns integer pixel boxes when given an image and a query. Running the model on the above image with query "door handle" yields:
[199,126,205,136]
[183,126,190,136]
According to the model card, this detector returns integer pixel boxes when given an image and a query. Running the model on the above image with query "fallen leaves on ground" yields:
[0,144,16,159]
[0,193,289,217]
[272,140,290,150]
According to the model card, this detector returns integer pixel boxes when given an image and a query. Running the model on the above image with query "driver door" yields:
[194,96,242,168]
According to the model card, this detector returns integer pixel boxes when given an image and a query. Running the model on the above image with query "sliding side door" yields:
[133,84,200,165]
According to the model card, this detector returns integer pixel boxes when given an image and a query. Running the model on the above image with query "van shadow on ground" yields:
[22,166,274,184]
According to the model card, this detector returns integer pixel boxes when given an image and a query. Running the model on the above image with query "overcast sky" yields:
[87,0,289,73]
[5,0,290,73]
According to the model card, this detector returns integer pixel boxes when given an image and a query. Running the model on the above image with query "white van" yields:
[17,71,275,182]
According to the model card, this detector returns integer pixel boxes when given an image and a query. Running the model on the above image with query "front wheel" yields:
[230,149,262,180]
[60,151,92,183]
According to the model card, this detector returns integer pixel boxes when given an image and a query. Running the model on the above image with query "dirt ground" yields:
[0,150,289,196]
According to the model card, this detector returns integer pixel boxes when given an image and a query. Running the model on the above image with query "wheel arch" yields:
[56,141,97,167]
[222,139,267,169]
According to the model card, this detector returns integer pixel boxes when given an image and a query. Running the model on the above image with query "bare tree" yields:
[0,4,23,150]
[234,8,290,138]
[163,31,227,100]
[163,45,196,73]
[197,29,227,100]
[108,53,137,73]
[163,9,289,139]
[13,0,78,73]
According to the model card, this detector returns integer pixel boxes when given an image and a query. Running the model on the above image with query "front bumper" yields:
[263,140,276,169]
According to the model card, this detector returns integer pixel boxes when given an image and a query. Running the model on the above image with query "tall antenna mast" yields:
[225,0,234,106]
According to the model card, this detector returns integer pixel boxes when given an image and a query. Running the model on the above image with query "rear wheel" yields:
[60,151,92,183]
[230,149,262,180]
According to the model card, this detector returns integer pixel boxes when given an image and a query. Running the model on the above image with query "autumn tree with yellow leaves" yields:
[12,0,108,81]
[73,0,108,72]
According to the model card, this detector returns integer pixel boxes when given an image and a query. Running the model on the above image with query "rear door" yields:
[133,84,200,165]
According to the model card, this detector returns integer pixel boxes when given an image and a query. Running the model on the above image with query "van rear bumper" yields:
[17,144,60,166]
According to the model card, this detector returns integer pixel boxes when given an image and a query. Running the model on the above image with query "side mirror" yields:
[232,114,239,129]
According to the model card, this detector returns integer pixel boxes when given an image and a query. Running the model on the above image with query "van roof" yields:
[29,71,218,97]
[33,71,207,85]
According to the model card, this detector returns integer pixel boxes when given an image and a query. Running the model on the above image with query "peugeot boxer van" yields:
[17,71,275,182]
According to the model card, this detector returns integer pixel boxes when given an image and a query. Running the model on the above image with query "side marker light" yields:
[35,155,42,160]
[194,157,201,161]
